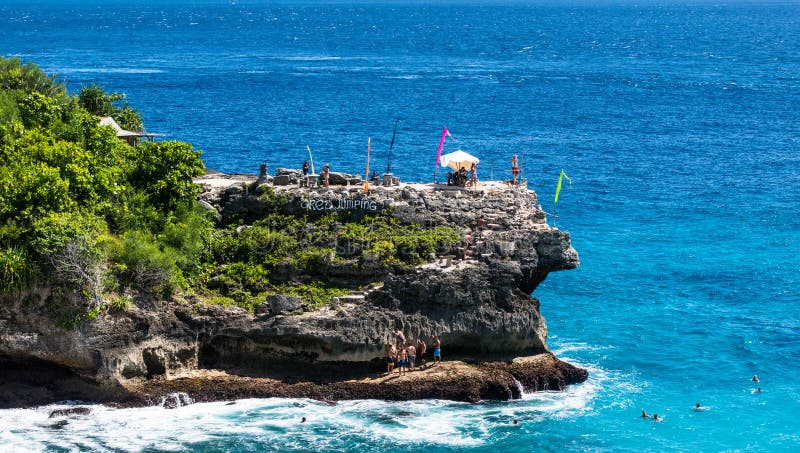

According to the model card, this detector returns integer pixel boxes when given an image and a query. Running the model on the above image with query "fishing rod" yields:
[386,118,399,175]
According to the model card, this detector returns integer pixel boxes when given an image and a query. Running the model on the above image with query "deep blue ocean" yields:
[1,1,799,451]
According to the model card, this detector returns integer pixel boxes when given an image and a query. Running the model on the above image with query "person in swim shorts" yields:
[385,343,396,373]
[511,154,520,185]
[432,335,441,365]
[406,343,416,371]
[397,347,408,375]
[416,338,427,369]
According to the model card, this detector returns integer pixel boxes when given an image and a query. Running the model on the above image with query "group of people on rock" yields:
[447,163,478,187]
[444,154,521,187]
[385,329,441,375]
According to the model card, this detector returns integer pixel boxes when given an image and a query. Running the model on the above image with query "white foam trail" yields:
[281,55,342,61]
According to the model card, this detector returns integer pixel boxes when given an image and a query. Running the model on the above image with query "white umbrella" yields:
[439,150,479,172]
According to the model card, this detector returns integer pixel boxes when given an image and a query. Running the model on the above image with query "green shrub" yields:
[214,224,299,266]
[209,262,270,294]
[273,282,349,310]
[108,295,132,312]
[113,231,184,297]
[0,246,38,293]
[160,202,213,277]
[365,240,396,265]
[202,293,238,309]
[29,211,105,257]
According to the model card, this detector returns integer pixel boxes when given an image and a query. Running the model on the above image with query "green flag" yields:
[554,169,572,205]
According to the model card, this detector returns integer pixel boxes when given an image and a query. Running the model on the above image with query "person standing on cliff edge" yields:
[417,338,427,369]
[397,346,408,376]
[320,164,330,187]
[511,154,520,185]
[406,342,416,371]
[432,335,442,365]
[394,328,406,346]
[385,343,396,374]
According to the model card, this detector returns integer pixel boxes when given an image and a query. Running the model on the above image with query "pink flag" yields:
[435,126,449,168]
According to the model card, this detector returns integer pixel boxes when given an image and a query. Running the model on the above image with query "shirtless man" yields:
[321,164,330,187]
[385,343,396,373]
[394,328,406,347]
[397,347,408,376]
[432,335,442,365]
[417,339,427,369]
[406,343,416,371]
[511,154,520,185]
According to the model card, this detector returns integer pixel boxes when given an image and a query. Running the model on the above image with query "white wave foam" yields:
[282,56,342,61]
[382,75,422,80]
[0,357,630,451]
[550,341,616,356]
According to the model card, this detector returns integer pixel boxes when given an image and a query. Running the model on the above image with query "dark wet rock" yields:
[267,295,303,316]
[134,353,582,405]
[273,174,296,186]
[49,406,92,418]
[328,172,359,186]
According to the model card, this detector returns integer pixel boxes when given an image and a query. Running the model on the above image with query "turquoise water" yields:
[1,1,799,451]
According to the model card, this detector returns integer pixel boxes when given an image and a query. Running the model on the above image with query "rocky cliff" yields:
[0,175,585,408]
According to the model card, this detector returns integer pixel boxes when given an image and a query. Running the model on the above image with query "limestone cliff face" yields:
[192,179,578,367]
[0,178,581,406]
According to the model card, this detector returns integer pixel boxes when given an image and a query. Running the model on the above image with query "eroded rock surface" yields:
[0,178,584,407]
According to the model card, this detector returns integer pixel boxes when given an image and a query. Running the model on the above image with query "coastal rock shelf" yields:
[0,175,585,408]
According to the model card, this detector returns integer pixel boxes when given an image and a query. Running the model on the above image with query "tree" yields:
[17,91,64,129]
[50,236,105,310]
[78,84,143,132]
[127,141,205,213]
[115,102,143,132]
[78,84,122,117]
[0,57,65,98]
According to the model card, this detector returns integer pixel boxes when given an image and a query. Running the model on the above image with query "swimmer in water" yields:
[512,419,519,425]
[641,409,650,418]
[752,374,760,382]
[694,403,706,412]
[752,387,763,394]
[653,414,662,422]
[301,417,306,423]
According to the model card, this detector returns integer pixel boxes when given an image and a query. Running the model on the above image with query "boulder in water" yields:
[49,406,92,418]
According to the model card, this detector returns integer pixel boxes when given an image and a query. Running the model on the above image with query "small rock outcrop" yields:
[49,407,92,418]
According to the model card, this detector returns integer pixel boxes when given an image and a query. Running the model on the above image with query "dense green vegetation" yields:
[0,57,461,321]
[0,56,206,315]
[206,208,461,311]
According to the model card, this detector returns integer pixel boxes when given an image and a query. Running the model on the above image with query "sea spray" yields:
[159,392,194,409]
[511,377,525,399]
